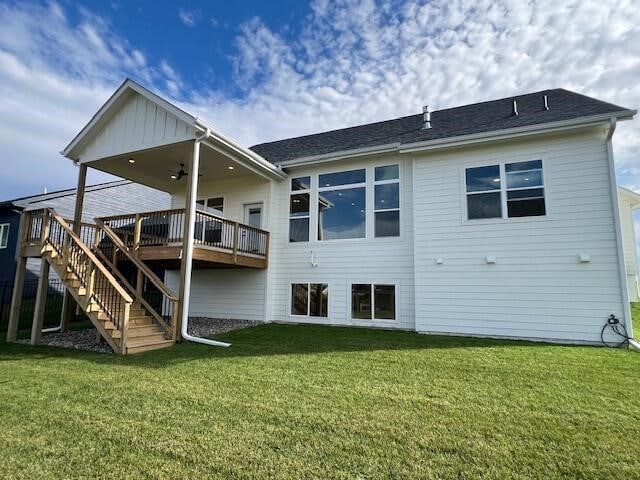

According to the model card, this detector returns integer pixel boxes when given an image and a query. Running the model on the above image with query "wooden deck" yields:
[20,208,270,270]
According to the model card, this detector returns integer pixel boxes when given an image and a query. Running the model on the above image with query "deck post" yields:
[177,139,201,342]
[6,256,27,342]
[7,213,28,342]
[62,163,87,331]
[30,259,50,345]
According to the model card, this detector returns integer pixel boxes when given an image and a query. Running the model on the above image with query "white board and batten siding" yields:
[618,188,640,302]
[412,127,626,344]
[165,176,271,322]
[77,91,195,163]
[266,155,416,331]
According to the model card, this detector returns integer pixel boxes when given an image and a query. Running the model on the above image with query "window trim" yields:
[463,158,548,223]
[289,282,330,319]
[349,282,398,323]
[0,223,9,249]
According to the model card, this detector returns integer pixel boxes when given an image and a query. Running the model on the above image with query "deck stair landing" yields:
[32,209,178,354]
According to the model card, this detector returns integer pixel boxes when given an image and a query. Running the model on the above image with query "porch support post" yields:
[62,163,87,331]
[30,259,50,345]
[177,140,201,342]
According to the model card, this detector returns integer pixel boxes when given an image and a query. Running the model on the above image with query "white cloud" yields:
[0,0,639,202]
[178,8,199,27]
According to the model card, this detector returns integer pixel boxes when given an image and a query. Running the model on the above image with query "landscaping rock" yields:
[187,317,261,338]
[17,318,259,354]
[17,329,114,354]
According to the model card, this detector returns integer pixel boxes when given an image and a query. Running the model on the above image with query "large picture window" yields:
[290,176,310,242]
[351,283,396,321]
[291,283,328,317]
[0,224,9,249]
[465,160,545,220]
[318,169,366,240]
[374,165,400,237]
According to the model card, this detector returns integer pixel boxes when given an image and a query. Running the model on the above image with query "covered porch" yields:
[6,79,286,352]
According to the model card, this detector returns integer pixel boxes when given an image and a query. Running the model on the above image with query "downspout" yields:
[605,118,637,349]
[180,129,230,348]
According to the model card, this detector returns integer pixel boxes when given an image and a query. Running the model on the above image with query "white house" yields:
[7,79,637,353]
[618,187,640,302]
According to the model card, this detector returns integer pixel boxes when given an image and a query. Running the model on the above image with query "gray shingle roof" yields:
[249,89,632,164]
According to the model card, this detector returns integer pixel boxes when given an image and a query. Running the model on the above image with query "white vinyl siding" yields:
[413,127,625,343]
[78,91,194,163]
[168,175,271,321]
[267,155,414,330]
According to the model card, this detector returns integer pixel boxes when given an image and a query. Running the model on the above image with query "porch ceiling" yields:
[88,140,261,194]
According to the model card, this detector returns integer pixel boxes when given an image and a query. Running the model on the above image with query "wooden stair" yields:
[40,212,176,355]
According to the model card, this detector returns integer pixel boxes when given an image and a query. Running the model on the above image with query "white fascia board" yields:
[399,111,637,153]
[277,143,401,168]
[196,119,287,181]
[62,78,197,160]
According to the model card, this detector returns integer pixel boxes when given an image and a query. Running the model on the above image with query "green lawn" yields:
[1,325,639,479]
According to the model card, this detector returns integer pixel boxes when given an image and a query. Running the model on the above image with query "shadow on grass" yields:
[0,323,570,369]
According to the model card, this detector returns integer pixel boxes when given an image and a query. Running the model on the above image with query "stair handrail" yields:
[95,219,178,301]
[47,210,134,303]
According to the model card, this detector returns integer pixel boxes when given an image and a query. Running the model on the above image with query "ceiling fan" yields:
[170,163,188,180]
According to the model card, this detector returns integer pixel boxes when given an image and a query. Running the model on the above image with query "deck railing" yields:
[98,208,270,261]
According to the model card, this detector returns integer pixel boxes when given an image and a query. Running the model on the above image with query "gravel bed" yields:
[17,318,259,354]
[187,317,261,338]
[17,329,114,354]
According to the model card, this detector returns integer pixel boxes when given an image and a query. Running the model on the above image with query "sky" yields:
[0,2,638,204]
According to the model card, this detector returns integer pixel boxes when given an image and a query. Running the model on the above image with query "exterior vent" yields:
[422,105,431,129]
[543,94,549,111]
[512,99,518,116]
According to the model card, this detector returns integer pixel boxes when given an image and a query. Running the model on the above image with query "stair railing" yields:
[94,218,179,340]
[45,210,133,349]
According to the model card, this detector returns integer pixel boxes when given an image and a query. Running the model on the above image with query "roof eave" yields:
[398,110,636,154]
[273,110,637,168]
[195,119,287,181]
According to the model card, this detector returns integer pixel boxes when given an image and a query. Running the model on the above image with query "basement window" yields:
[351,283,396,321]
[291,283,328,317]
[0,224,8,249]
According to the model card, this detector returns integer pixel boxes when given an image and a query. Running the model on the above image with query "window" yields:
[291,283,328,317]
[465,160,545,220]
[197,196,224,214]
[289,176,310,242]
[0,224,8,249]
[351,284,396,321]
[374,165,400,237]
[318,169,366,240]
[466,165,502,220]
[505,160,545,217]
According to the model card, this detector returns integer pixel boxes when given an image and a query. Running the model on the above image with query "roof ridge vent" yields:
[512,99,518,116]
[543,94,549,111]
[422,105,431,129]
